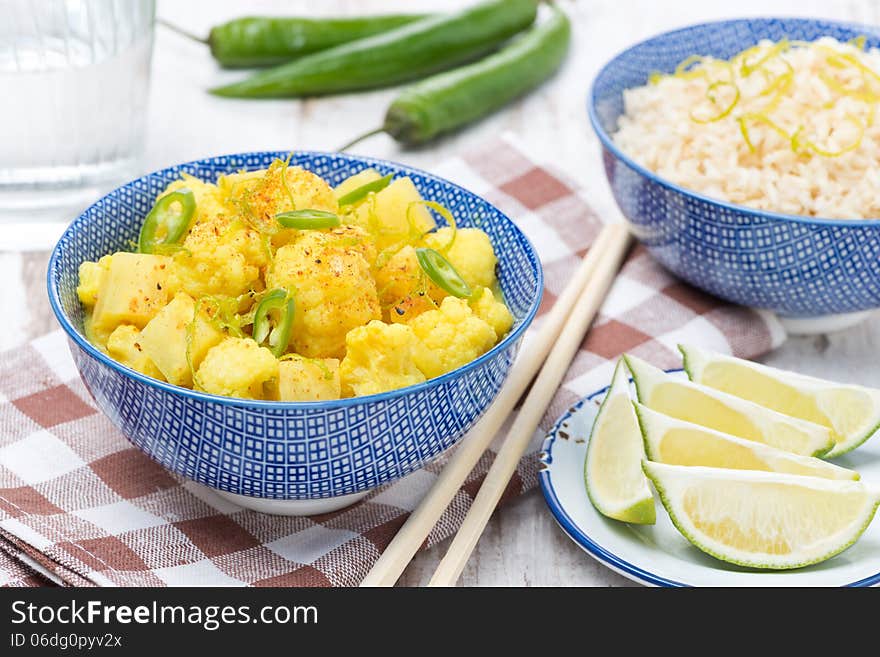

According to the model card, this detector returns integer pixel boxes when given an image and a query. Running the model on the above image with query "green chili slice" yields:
[337,173,393,207]
[253,288,295,357]
[276,209,341,230]
[138,189,196,254]
[415,247,472,298]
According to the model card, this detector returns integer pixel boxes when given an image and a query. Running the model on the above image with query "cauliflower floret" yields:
[374,245,444,323]
[423,228,498,290]
[469,287,514,338]
[277,356,341,401]
[106,324,165,381]
[339,321,426,397]
[76,254,112,308]
[408,297,497,379]
[350,177,435,253]
[196,337,278,399]
[221,161,338,244]
[172,214,266,298]
[267,227,380,359]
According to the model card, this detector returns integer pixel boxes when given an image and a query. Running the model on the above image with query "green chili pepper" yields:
[276,209,341,230]
[337,173,393,207]
[138,189,196,254]
[415,247,472,299]
[207,15,430,69]
[341,5,570,148]
[253,289,295,357]
[210,0,537,98]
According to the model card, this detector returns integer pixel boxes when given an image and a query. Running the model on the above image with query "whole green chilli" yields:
[384,5,571,145]
[209,14,429,68]
[210,0,538,98]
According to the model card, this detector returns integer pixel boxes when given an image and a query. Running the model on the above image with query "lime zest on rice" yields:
[616,35,880,218]
[648,36,876,159]
[690,80,741,123]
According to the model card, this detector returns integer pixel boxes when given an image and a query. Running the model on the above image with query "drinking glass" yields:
[0,0,155,220]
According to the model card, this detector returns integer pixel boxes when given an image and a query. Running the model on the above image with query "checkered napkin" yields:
[0,136,785,587]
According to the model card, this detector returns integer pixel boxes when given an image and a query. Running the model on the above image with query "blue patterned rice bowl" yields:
[589,18,880,326]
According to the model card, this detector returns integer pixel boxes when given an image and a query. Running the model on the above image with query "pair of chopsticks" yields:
[361,222,632,587]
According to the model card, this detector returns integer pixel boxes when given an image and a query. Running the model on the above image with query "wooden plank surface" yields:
[2,0,878,586]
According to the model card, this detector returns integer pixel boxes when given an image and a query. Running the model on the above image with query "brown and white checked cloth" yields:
[0,136,785,587]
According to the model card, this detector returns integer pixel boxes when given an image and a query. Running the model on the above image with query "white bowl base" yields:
[213,489,368,516]
[777,310,873,336]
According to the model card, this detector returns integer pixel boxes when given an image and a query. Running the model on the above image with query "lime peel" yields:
[583,359,656,525]
[643,460,880,570]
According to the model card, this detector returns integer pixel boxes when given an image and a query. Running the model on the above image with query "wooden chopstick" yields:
[360,222,630,587]
[427,224,632,586]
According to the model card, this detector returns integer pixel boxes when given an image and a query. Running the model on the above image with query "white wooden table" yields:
[2,0,879,586]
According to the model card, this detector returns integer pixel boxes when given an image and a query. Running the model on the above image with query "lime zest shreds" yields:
[185,304,199,387]
[849,35,868,51]
[791,113,865,157]
[374,240,406,271]
[409,200,457,251]
[674,54,709,79]
[737,113,793,153]
[690,80,741,123]
[738,39,790,76]
[260,232,275,265]
[755,58,794,111]
[659,38,880,158]
[150,243,193,257]
[822,49,880,92]
[737,116,756,152]
[279,154,298,211]
[818,70,880,103]
[198,295,245,339]
[364,192,382,237]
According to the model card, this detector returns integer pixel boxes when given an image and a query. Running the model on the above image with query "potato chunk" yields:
[351,177,435,253]
[334,168,381,200]
[267,227,380,359]
[340,321,425,397]
[196,337,278,399]
[424,228,498,290]
[76,255,113,308]
[106,324,164,380]
[469,287,514,338]
[139,292,226,387]
[408,297,497,379]
[278,356,341,401]
[90,253,171,343]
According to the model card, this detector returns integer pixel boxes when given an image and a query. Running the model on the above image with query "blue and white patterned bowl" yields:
[47,151,543,515]
[589,18,880,326]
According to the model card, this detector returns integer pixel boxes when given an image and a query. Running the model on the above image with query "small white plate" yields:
[539,370,880,587]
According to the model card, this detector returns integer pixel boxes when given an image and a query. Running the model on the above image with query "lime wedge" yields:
[635,402,858,481]
[680,343,880,458]
[643,461,880,569]
[584,360,655,524]
[624,354,834,457]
